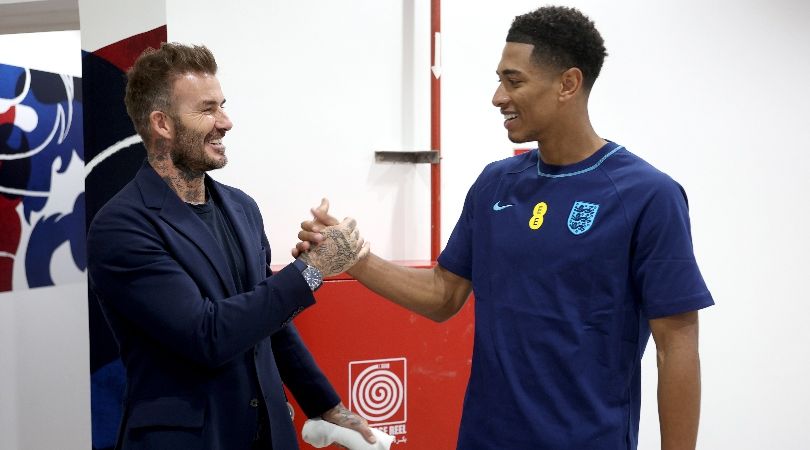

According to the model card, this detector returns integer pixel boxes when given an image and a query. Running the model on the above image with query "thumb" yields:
[316,197,329,213]
[311,198,339,226]
[360,425,377,444]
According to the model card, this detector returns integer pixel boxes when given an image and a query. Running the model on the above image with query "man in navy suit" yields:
[87,43,374,450]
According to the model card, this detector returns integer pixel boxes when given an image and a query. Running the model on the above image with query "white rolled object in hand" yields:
[302,418,395,450]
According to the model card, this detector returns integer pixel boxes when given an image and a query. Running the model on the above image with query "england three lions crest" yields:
[568,201,599,235]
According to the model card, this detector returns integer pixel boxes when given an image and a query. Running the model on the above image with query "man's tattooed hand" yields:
[299,217,367,276]
[322,402,377,445]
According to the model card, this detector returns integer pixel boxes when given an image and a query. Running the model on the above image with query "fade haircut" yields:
[124,42,218,139]
[506,6,607,90]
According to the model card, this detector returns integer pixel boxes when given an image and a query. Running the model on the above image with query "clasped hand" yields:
[295,199,369,277]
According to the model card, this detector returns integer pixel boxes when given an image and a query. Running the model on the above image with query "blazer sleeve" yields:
[87,203,316,369]
[255,231,341,417]
[272,324,341,418]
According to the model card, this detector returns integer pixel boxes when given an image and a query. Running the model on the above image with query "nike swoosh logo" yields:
[493,201,514,211]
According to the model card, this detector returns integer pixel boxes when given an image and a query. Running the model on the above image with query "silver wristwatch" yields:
[296,258,323,291]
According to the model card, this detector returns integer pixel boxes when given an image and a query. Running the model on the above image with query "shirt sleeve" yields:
[437,179,477,280]
[631,178,714,319]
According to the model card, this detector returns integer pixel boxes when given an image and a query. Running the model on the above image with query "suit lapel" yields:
[209,178,262,288]
[135,162,237,296]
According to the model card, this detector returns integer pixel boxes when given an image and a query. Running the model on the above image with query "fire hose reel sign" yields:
[349,358,408,440]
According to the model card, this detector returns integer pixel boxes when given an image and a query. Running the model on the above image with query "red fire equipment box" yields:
[288,265,475,449]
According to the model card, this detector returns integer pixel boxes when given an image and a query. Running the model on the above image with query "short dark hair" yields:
[506,6,607,90]
[124,42,218,139]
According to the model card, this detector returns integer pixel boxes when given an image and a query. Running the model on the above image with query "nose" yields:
[217,108,233,132]
[492,83,508,108]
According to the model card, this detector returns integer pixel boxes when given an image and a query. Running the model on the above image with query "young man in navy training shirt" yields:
[296,6,714,450]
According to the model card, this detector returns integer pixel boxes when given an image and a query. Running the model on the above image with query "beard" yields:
[170,119,227,179]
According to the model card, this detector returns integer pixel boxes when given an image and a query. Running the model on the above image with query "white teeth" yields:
[209,140,222,145]
[504,113,517,120]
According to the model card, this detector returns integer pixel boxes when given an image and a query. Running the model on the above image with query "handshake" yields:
[294,198,369,277]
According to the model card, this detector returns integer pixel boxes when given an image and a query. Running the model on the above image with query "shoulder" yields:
[603,147,686,201]
[89,180,146,231]
[475,150,536,188]
[209,178,262,216]
[215,180,252,201]
[211,178,256,205]
[90,162,167,231]
[599,147,694,234]
[87,180,156,270]
[209,178,264,226]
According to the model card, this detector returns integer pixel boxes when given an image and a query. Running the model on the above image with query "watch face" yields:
[302,265,323,291]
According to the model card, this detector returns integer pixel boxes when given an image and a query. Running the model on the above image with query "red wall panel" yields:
[290,276,475,449]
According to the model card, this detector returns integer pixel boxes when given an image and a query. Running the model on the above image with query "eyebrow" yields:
[197,98,226,109]
[497,69,524,77]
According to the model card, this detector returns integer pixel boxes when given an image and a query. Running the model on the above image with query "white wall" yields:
[0,284,91,450]
[167,0,434,264]
[169,1,810,448]
[0,30,91,450]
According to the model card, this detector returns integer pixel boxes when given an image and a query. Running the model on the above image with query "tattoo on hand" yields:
[301,224,360,276]
[326,404,365,428]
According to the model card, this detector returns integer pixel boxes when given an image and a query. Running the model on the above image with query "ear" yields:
[558,67,584,102]
[149,110,174,140]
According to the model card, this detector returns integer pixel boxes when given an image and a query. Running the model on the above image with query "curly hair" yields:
[506,6,607,90]
[124,42,218,139]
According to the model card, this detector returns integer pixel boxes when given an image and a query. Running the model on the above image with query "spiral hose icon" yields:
[351,363,404,422]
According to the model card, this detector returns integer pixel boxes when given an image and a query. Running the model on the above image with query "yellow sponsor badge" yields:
[529,202,548,230]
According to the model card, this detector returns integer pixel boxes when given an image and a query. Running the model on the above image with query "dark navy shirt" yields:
[438,141,714,449]
[188,189,270,444]
[187,190,247,294]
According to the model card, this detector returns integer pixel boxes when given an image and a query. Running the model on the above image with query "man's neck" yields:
[147,144,206,204]
[536,115,605,166]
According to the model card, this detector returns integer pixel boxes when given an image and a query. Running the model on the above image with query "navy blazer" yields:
[88,162,339,450]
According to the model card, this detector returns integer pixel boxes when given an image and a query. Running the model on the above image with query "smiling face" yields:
[492,42,562,144]
[168,72,232,175]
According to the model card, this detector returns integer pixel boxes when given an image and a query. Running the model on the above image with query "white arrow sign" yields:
[431,32,442,79]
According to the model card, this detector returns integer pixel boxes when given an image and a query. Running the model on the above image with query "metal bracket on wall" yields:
[374,150,440,164]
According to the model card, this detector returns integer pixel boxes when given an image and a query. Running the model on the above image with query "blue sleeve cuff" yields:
[644,291,715,319]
